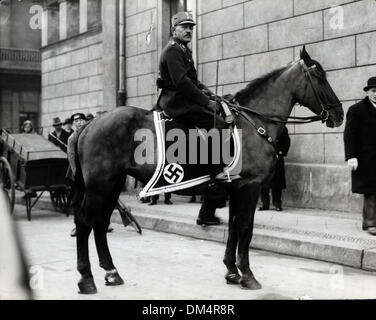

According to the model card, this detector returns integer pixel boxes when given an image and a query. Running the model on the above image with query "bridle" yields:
[298,60,341,123]
[214,59,341,146]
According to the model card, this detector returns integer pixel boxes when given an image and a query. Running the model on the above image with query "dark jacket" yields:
[270,127,291,190]
[48,129,70,153]
[157,37,210,118]
[344,97,376,194]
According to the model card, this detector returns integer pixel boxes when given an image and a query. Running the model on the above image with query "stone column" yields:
[47,3,60,45]
[67,0,80,37]
[0,1,11,47]
[59,0,80,39]
[79,0,88,33]
[12,92,20,132]
[102,0,117,109]
[42,6,48,46]
[88,0,101,29]
[59,0,67,40]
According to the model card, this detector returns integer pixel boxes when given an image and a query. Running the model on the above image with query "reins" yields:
[215,60,341,126]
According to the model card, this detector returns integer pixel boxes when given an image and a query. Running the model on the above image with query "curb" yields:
[111,208,374,271]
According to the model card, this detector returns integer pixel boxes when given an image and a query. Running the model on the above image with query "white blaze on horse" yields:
[73,47,343,294]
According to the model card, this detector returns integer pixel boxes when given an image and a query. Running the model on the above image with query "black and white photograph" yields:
[1,0,376,312]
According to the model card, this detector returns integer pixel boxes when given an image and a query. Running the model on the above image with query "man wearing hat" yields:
[63,118,74,135]
[48,117,70,153]
[66,113,87,182]
[66,113,114,236]
[157,11,224,129]
[344,77,376,235]
[66,113,87,237]
[157,11,235,226]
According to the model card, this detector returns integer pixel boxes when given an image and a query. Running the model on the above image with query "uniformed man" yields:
[157,11,224,130]
[157,11,238,183]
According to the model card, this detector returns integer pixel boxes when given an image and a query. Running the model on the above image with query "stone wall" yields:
[196,0,376,213]
[37,0,376,212]
[0,0,42,131]
[41,31,104,131]
[125,0,159,109]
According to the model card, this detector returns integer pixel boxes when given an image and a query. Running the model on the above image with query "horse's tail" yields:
[72,128,92,226]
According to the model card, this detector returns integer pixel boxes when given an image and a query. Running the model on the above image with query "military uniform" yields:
[157,37,225,130]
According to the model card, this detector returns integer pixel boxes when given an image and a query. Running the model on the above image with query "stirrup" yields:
[214,168,241,182]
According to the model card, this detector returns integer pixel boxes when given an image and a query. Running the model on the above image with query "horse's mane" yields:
[234,66,287,104]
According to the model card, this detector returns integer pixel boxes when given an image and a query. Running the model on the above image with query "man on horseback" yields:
[157,11,238,185]
[157,11,224,130]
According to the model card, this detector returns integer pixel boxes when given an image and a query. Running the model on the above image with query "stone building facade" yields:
[40,0,376,213]
[0,0,42,132]
[40,0,110,128]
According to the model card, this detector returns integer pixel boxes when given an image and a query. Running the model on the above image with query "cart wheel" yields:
[0,157,15,214]
[116,201,142,234]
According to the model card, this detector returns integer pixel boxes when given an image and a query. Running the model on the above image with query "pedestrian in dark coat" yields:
[259,127,291,211]
[48,117,70,153]
[344,76,376,235]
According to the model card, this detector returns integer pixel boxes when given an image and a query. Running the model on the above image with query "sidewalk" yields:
[15,191,376,272]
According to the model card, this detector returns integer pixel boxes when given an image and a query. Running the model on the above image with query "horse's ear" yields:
[300,45,312,62]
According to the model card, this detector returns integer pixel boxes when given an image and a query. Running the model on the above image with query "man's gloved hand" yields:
[202,88,214,98]
[347,158,358,171]
[206,100,220,113]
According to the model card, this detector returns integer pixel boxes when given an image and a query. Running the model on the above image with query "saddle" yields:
[139,109,241,198]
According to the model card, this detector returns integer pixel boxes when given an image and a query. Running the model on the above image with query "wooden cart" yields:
[0,129,71,220]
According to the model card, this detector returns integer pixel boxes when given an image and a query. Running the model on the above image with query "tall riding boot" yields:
[197,196,222,226]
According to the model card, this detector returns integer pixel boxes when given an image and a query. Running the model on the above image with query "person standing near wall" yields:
[21,120,35,134]
[259,127,291,211]
[344,77,376,236]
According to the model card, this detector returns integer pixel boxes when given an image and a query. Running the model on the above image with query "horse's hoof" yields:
[240,277,262,290]
[225,273,241,285]
[105,271,124,286]
[78,276,97,294]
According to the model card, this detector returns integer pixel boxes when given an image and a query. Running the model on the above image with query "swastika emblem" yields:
[163,163,184,184]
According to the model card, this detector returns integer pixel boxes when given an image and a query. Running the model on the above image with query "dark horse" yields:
[74,47,344,294]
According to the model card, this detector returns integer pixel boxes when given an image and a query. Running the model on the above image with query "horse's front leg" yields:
[235,181,262,290]
[223,190,241,285]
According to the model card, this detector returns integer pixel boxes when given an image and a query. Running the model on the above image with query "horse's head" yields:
[294,46,344,128]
